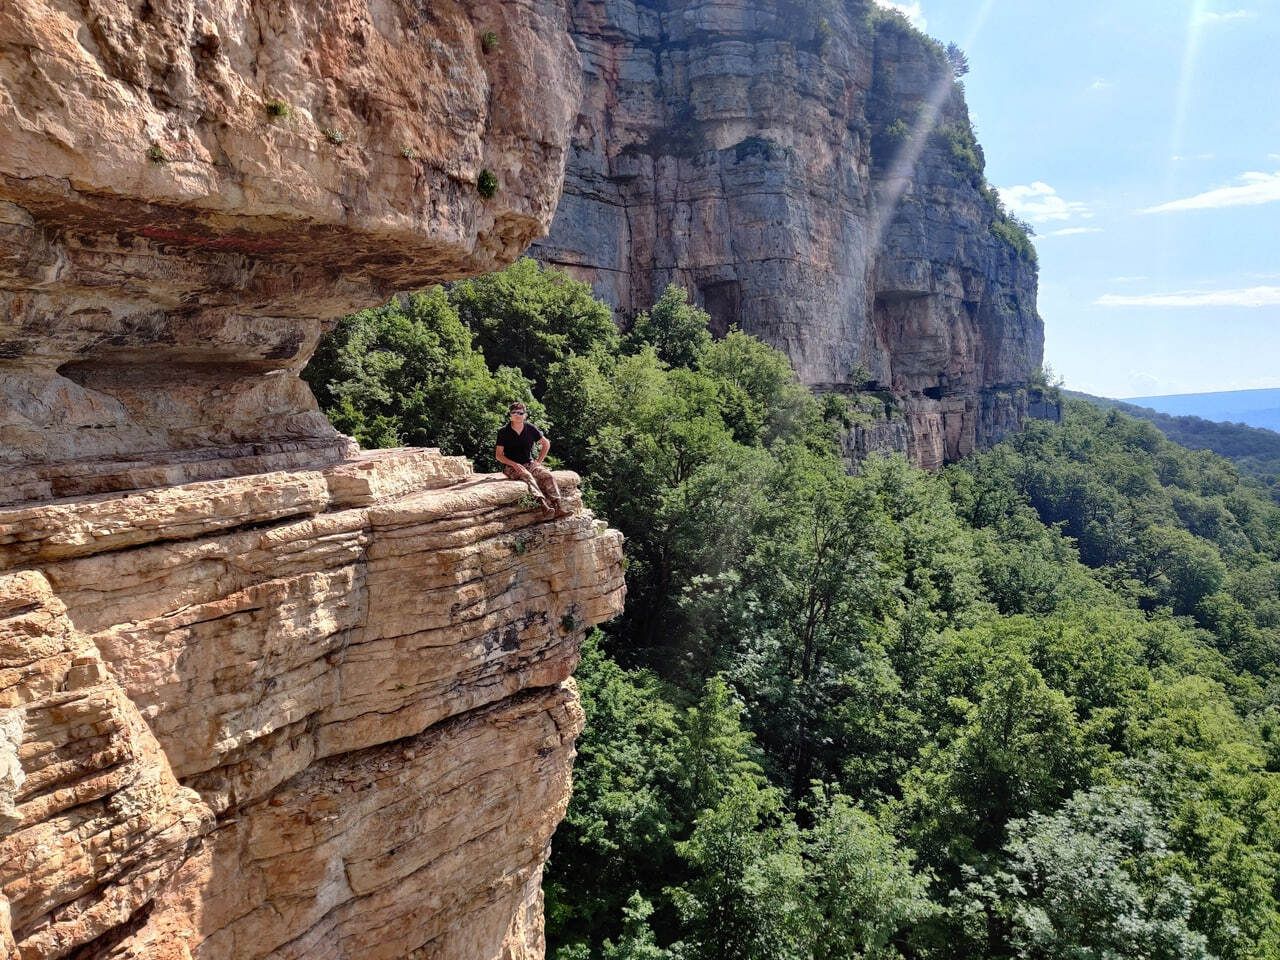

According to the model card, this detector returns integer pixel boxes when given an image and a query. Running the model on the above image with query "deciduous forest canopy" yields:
[305,260,1280,960]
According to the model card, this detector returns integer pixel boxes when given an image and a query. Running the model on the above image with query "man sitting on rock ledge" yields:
[496,402,570,518]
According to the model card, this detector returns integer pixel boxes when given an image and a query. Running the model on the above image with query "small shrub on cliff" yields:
[264,98,291,120]
[481,30,500,54]
[323,128,347,145]
[477,168,499,198]
[934,121,984,185]
[884,118,911,142]
[146,144,168,164]
[399,144,418,160]
[990,216,1038,266]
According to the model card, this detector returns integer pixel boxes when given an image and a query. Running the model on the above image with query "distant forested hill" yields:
[1072,389,1280,500]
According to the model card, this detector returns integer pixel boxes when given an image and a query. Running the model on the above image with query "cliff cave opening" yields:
[698,280,740,339]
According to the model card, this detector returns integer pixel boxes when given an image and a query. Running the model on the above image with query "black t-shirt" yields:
[496,422,544,465]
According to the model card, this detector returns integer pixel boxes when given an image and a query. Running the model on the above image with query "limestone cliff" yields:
[0,2,624,958]
[531,0,1050,467]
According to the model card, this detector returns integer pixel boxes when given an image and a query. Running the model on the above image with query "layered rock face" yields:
[1,458,625,958]
[1,0,581,485]
[1,2,626,958]
[532,0,1048,467]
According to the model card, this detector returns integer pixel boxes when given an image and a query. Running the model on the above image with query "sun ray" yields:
[1168,0,1208,187]
[870,0,998,255]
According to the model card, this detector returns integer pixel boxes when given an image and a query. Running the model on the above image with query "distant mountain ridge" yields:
[1070,389,1280,500]
[1121,387,1280,432]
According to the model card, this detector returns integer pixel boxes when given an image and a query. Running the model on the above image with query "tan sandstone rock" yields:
[1,2,625,958]
[0,453,625,959]
[0,0,582,482]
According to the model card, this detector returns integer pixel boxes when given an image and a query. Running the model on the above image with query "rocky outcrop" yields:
[1,2,626,958]
[1,0,581,481]
[0,454,625,958]
[531,0,1047,467]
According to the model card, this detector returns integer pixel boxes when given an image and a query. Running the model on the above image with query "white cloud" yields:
[872,0,927,30]
[1197,8,1256,21]
[1109,276,1149,283]
[1089,78,1110,92]
[1095,286,1280,308]
[997,182,1092,222]
[1269,153,1280,161]
[1143,170,1280,212]
[1044,226,1102,237]
[1128,371,1168,390]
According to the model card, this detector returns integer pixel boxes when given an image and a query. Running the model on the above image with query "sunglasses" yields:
[510,409,527,416]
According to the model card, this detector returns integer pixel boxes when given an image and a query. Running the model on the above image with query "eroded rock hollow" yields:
[532,0,1051,467]
[0,2,624,957]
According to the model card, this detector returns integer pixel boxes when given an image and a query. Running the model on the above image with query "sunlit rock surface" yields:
[532,0,1049,467]
[0,2,626,957]
[0,0,581,480]
[0,453,625,959]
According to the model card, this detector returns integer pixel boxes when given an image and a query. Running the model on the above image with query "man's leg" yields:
[527,463,570,516]
[502,464,550,508]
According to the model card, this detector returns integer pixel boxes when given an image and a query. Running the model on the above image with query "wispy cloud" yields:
[1089,78,1110,92]
[1197,8,1256,22]
[1143,170,1280,212]
[1109,276,1149,283]
[1044,227,1102,237]
[1096,286,1280,308]
[997,182,1092,222]
[872,0,927,30]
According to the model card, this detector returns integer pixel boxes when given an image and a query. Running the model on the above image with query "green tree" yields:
[996,785,1212,960]
[668,777,810,960]
[449,257,617,390]
[546,633,682,951]
[673,675,767,819]
[626,284,713,369]
[802,785,934,960]
[900,650,1098,865]
[302,287,533,463]
[602,894,675,960]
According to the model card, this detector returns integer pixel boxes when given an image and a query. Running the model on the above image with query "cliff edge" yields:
[532,0,1050,467]
[0,2,624,958]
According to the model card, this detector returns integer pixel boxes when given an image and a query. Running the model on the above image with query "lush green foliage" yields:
[1073,389,1280,501]
[450,257,616,389]
[305,263,1280,960]
[301,287,534,466]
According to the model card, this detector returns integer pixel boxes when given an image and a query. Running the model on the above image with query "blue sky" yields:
[874,0,1280,398]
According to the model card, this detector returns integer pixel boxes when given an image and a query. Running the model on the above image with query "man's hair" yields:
[508,402,527,413]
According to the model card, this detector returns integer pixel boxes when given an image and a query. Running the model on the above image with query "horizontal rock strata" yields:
[1,3,624,956]
[531,0,1046,465]
[0,0,581,476]
[1,451,625,958]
